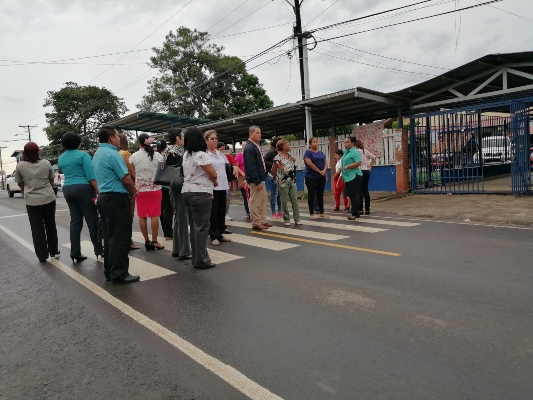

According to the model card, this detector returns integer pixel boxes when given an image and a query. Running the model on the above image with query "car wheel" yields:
[7,186,14,197]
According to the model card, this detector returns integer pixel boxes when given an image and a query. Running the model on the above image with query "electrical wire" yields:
[205,0,250,32]
[212,0,276,37]
[312,0,503,43]
[473,0,533,23]
[303,0,339,29]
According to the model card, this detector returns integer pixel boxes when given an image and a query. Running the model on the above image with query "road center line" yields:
[0,223,283,400]
[251,232,401,257]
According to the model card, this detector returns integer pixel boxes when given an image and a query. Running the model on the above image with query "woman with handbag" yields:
[117,132,140,250]
[128,133,165,250]
[58,132,104,262]
[182,126,217,269]
[165,128,191,260]
[156,138,173,240]
[204,130,232,246]
[233,140,251,219]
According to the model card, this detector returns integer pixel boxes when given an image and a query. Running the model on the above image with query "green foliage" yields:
[278,134,299,142]
[43,82,128,151]
[137,27,273,120]
[314,124,354,137]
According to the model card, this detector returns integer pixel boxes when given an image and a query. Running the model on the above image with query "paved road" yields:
[1,191,532,399]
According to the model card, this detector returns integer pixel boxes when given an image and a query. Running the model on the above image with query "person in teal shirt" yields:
[92,127,139,285]
[58,132,103,262]
[341,136,363,220]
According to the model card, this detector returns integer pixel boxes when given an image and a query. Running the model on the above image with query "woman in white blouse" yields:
[129,133,164,250]
[182,127,218,269]
[355,139,377,215]
[204,130,232,246]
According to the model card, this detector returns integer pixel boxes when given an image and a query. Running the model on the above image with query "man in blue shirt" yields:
[92,127,139,284]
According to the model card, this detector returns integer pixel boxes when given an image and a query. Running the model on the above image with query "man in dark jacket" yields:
[263,137,282,219]
[243,125,271,230]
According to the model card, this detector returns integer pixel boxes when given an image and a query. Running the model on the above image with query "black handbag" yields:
[170,166,184,192]
[225,163,237,183]
[153,163,172,186]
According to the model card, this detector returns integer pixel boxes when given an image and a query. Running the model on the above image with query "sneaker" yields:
[272,213,282,219]
[284,221,291,226]
[344,208,351,213]
[333,207,340,212]
[310,214,318,220]
[295,221,302,225]
[225,214,233,221]
[211,239,220,246]
[219,236,231,243]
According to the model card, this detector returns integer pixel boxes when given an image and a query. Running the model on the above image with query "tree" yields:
[43,82,128,152]
[137,27,273,120]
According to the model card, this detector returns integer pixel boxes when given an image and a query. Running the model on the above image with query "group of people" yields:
[13,124,376,284]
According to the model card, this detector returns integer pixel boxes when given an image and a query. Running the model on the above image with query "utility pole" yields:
[0,146,6,190]
[292,0,313,139]
[19,125,37,142]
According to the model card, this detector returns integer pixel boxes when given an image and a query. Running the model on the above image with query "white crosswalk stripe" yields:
[131,233,243,264]
[225,221,349,241]
[228,233,299,251]
[64,241,176,281]
[324,215,420,227]
[299,219,387,233]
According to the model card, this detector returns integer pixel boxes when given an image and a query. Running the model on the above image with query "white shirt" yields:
[358,149,376,170]
[182,151,214,194]
[129,149,164,192]
[335,159,343,178]
[206,150,229,191]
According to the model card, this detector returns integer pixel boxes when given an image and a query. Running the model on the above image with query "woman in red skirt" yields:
[129,133,165,250]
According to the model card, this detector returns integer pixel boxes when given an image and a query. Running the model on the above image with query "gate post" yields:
[395,128,410,194]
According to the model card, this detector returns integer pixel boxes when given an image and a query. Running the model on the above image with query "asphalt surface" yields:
[1,190,532,399]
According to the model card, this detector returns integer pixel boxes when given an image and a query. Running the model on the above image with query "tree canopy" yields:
[137,27,273,120]
[43,82,128,151]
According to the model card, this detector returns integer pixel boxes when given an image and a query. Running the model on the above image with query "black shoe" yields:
[50,251,60,259]
[178,255,192,260]
[112,274,140,285]
[194,264,216,270]
[145,241,154,251]
[172,252,179,257]
[71,255,88,263]
[364,211,370,215]
[223,229,233,234]
[39,258,47,263]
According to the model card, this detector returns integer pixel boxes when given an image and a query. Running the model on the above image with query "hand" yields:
[344,166,349,170]
[336,184,340,189]
[289,156,296,162]
[256,182,263,190]
[278,162,285,170]
[213,179,218,187]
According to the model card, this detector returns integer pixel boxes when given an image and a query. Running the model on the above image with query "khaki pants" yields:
[249,182,267,226]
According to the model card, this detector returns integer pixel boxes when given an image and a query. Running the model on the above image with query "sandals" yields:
[244,214,251,220]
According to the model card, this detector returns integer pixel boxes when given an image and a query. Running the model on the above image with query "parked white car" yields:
[473,136,511,164]
[5,174,23,197]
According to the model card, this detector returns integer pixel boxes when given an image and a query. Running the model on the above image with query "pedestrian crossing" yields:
[56,214,421,283]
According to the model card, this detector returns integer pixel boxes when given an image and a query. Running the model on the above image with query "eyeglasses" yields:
[208,137,218,141]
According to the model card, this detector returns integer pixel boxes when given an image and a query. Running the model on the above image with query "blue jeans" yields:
[267,174,281,213]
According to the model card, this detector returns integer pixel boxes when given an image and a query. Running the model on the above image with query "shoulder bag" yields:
[170,166,184,192]
[153,163,172,186]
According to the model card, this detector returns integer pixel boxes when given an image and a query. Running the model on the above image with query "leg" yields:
[248,183,262,226]
[63,186,83,258]
[175,191,191,256]
[362,170,371,212]
[340,180,349,209]
[279,186,290,222]
[316,176,326,214]
[160,187,173,238]
[139,217,149,241]
[288,185,300,222]
[276,191,281,213]
[239,187,250,215]
[150,217,160,243]
[267,174,277,214]
[346,176,362,218]
[184,192,212,267]
[305,177,318,215]
[225,189,230,215]
[79,185,103,255]
[260,181,268,225]
[209,191,223,240]
[216,190,227,239]
[26,204,48,261]
[42,200,59,256]
[333,177,341,209]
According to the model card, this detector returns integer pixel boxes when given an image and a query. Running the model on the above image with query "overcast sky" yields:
[1,0,532,172]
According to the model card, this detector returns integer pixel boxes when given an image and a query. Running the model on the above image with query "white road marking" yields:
[325,215,420,227]
[0,223,282,400]
[226,221,349,241]
[300,219,387,233]
[0,208,70,219]
[132,232,243,264]
[228,233,299,251]
[64,241,176,281]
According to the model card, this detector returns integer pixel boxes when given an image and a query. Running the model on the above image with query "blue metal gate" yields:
[510,100,531,195]
[409,98,532,194]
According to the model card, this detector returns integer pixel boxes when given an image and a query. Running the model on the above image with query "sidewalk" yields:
[229,190,533,227]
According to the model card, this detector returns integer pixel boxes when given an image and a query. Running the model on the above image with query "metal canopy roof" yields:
[108,51,533,142]
[108,111,211,133]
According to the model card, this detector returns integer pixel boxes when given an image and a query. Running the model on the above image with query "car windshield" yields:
[483,138,507,148]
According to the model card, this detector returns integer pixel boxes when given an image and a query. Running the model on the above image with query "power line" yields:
[303,0,339,29]
[206,0,250,32]
[473,0,533,23]
[212,22,293,39]
[88,0,194,84]
[312,0,503,43]
[1,62,146,67]
[212,0,276,37]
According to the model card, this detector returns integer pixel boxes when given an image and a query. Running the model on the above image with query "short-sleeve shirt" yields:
[234,152,244,172]
[129,149,164,192]
[14,160,56,206]
[341,147,363,183]
[58,149,96,186]
[304,149,327,179]
[92,143,129,194]
[273,154,296,188]
[207,150,229,191]
[335,159,343,178]
[359,149,377,170]
[182,151,214,194]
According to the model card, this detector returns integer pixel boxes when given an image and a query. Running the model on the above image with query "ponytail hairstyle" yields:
[355,139,365,153]
[138,133,155,161]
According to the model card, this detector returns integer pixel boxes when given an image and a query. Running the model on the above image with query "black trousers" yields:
[97,193,132,281]
[209,190,227,240]
[359,170,371,212]
[345,175,363,218]
[160,187,173,238]
[26,200,58,261]
[305,176,326,214]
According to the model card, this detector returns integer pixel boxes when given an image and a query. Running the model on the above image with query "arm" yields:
[125,153,136,181]
[89,179,99,194]
[271,160,278,177]
[121,175,137,197]
[368,159,376,170]
[304,157,322,174]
